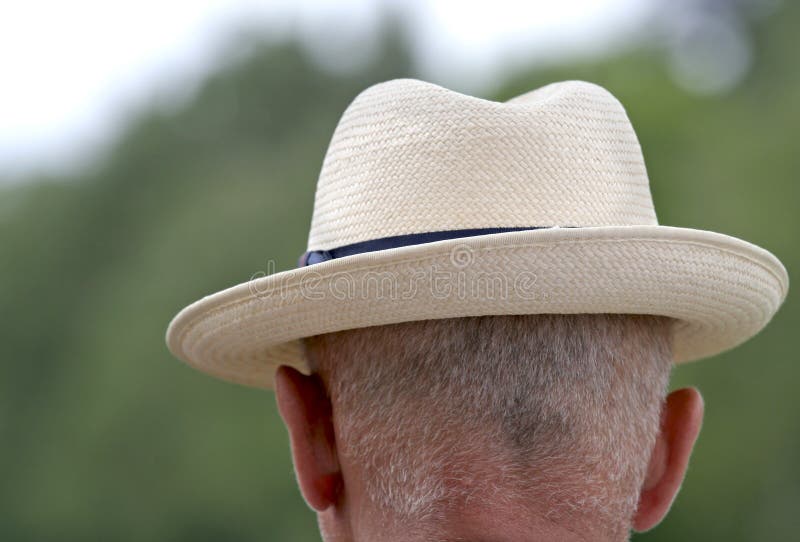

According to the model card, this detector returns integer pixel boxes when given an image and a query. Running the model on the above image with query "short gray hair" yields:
[304,314,673,537]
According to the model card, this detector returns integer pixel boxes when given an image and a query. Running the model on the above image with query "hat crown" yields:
[308,78,657,250]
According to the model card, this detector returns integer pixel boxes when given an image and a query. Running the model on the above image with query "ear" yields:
[274,365,342,512]
[633,387,704,532]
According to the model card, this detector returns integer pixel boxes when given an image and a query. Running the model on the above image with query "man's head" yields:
[274,314,704,542]
[163,77,784,540]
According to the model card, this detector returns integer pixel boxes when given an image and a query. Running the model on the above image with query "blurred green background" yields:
[1,1,797,541]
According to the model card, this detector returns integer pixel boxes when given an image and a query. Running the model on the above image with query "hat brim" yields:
[166,225,788,389]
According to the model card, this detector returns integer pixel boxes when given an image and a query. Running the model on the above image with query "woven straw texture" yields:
[166,79,788,389]
[310,79,657,249]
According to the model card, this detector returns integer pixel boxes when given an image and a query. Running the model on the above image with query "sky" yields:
[0,0,660,181]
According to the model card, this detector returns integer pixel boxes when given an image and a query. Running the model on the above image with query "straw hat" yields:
[166,78,789,389]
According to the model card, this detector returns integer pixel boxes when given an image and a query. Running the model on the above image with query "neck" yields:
[317,502,624,542]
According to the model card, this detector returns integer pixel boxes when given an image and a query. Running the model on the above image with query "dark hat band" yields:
[298,226,571,267]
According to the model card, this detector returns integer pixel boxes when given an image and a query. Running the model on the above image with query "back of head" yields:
[304,314,673,539]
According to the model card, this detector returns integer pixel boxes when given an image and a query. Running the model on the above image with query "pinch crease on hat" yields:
[165,78,789,389]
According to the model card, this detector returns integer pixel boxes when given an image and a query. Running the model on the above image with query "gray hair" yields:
[304,314,673,537]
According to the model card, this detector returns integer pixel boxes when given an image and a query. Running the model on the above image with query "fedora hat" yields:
[166,78,788,389]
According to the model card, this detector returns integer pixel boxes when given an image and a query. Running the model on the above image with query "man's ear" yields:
[274,365,342,512]
[633,387,704,532]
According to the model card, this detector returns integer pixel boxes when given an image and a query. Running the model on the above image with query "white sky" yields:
[0,0,655,181]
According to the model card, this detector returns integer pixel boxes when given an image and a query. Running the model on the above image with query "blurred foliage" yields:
[0,3,797,541]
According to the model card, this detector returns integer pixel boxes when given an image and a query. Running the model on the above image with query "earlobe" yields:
[633,387,704,532]
[275,365,342,512]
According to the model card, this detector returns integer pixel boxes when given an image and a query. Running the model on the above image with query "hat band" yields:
[299,226,567,267]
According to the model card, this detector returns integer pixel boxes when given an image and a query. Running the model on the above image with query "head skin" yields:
[274,314,704,542]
